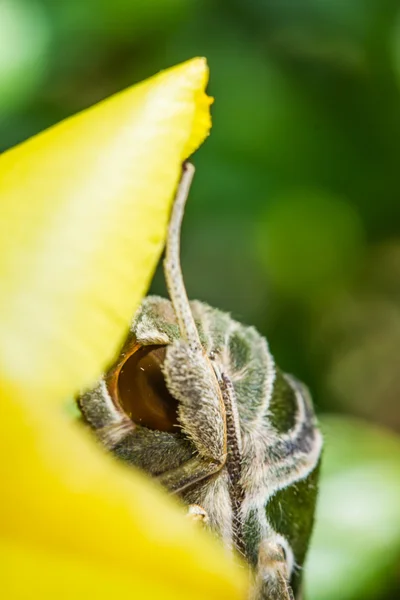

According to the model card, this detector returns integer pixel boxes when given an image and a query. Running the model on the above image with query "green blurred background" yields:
[1,0,400,598]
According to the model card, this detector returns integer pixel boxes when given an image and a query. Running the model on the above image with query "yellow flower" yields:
[0,58,248,599]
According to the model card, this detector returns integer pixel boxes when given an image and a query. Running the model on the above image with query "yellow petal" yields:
[1,539,187,600]
[0,385,247,598]
[0,57,212,402]
[0,59,248,599]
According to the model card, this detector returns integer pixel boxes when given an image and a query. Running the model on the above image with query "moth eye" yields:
[115,345,179,432]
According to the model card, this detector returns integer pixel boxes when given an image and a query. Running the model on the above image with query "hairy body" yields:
[78,165,323,599]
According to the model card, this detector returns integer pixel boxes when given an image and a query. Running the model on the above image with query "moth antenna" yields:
[164,162,202,352]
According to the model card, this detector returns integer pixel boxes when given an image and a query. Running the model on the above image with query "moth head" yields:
[102,294,187,434]
[77,296,195,474]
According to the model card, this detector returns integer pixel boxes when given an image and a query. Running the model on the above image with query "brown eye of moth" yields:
[115,345,179,432]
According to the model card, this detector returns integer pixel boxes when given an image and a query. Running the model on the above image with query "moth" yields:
[78,163,323,600]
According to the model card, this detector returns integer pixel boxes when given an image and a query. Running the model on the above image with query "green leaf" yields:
[0,0,50,114]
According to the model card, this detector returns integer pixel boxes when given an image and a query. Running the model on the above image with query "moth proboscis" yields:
[77,163,323,600]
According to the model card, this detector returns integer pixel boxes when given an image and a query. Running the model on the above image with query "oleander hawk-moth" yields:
[78,164,323,600]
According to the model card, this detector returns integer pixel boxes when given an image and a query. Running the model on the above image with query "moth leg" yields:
[252,540,294,600]
[186,504,209,524]
[160,340,227,490]
[157,454,222,493]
